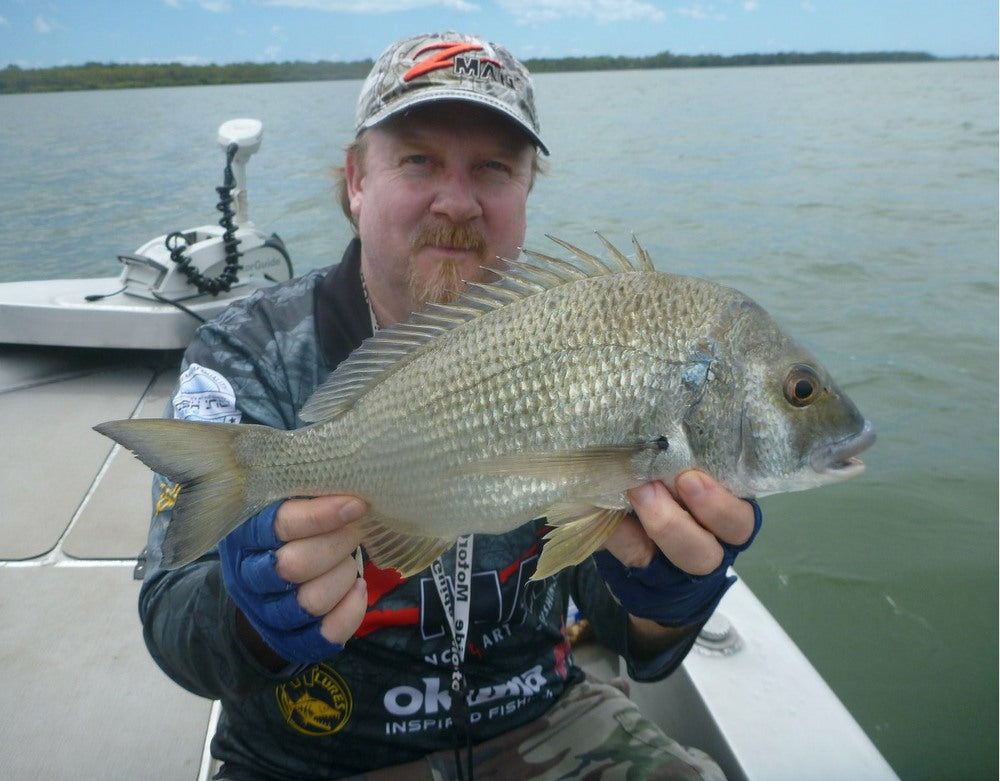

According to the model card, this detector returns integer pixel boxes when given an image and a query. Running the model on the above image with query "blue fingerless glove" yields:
[218,501,344,666]
[593,499,763,628]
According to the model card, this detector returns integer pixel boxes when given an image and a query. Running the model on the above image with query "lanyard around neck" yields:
[430,534,474,694]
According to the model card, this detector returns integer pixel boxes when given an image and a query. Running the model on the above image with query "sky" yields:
[2,0,997,69]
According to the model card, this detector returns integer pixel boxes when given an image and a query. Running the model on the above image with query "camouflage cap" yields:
[355,31,548,155]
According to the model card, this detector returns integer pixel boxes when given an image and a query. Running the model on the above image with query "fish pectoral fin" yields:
[531,505,630,581]
[358,512,455,578]
[455,446,648,496]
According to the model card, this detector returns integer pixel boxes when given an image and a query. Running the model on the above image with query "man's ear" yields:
[345,148,364,216]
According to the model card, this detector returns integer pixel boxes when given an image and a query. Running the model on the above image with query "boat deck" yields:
[0,344,899,780]
[0,346,214,777]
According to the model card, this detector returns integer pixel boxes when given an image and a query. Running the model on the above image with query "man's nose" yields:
[430,170,483,223]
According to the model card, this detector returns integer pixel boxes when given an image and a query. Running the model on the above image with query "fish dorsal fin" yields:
[300,234,653,423]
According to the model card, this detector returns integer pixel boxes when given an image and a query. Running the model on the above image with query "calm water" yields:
[2,62,997,780]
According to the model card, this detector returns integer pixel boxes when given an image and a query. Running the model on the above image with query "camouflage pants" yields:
[351,678,726,781]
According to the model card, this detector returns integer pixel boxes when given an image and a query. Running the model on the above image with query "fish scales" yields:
[328,273,685,528]
[95,236,874,576]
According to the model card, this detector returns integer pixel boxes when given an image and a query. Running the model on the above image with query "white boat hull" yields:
[0,276,275,350]
[0,343,900,781]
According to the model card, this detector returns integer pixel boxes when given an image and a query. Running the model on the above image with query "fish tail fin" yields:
[95,418,273,569]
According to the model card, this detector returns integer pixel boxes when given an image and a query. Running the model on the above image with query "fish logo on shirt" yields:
[276,664,353,736]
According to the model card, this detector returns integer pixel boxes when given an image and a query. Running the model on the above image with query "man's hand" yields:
[219,495,369,669]
[595,470,762,651]
[606,471,757,572]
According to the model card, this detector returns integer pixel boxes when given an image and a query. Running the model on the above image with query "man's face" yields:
[347,103,536,325]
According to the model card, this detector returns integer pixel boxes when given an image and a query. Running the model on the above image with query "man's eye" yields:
[403,154,429,165]
[484,160,510,173]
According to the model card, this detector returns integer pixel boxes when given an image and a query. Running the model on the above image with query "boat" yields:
[0,126,900,779]
[0,348,903,781]
[0,119,293,350]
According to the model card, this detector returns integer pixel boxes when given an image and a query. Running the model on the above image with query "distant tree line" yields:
[0,50,961,95]
[0,59,373,94]
[524,50,940,72]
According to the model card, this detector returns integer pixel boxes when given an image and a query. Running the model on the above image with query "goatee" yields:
[408,223,488,308]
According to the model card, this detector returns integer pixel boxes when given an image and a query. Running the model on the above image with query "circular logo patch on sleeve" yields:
[276,664,354,736]
[172,363,242,423]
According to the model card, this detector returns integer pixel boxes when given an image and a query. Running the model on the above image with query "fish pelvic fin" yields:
[94,418,273,569]
[532,506,630,581]
[357,511,456,578]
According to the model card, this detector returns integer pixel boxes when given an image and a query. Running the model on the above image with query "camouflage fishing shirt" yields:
[138,240,700,780]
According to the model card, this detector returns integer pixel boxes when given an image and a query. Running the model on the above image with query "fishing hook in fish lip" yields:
[809,420,877,477]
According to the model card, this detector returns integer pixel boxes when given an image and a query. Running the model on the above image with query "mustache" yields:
[412,222,488,256]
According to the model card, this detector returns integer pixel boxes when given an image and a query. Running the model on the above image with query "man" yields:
[139,31,760,780]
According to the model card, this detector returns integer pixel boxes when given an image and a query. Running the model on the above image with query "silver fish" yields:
[96,235,875,579]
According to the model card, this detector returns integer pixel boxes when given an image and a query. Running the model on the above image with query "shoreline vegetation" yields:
[1,50,988,95]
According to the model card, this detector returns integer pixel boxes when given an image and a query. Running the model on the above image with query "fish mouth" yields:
[810,420,876,479]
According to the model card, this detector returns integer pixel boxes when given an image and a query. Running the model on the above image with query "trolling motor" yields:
[117,118,292,306]
[0,119,294,350]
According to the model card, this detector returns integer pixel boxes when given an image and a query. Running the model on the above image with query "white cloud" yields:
[801,1,817,11]
[677,4,728,22]
[743,1,759,11]
[265,24,288,59]
[161,1,236,10]
[261,0,478,11]
[34,15,52,34]
[500,0,666,25]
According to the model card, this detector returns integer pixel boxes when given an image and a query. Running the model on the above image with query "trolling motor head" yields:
[218,118,263,160]
[217,118,263,226]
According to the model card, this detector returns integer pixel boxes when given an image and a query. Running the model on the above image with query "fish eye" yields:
[784,364,823,407]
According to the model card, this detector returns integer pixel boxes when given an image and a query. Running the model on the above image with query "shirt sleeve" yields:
[139,555,292,698]
[137,280,327,699]
[570,557,699,682]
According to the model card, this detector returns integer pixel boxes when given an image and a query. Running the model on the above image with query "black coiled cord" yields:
[166,142,243,296]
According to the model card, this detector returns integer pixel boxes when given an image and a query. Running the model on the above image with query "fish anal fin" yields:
[358,512,455,578]
[531,506,630,581]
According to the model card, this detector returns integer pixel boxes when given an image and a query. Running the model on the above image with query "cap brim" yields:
[359,90,549,156]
